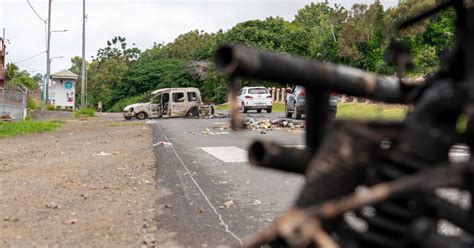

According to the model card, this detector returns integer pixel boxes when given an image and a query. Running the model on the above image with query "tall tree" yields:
[365,0,385,72]
[293,1,347,62]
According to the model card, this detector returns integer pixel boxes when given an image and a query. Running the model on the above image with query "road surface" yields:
[150,112,305,246]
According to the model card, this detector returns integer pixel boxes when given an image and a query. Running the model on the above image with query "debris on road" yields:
[153,141,173,147]
[243,119,304,129]
[202,127,230,135]
[209,122,231,129]
[164,204,174,209]
[200,112,231,119]
[45,202,59,209]
[143,233,156,246]
[64,218,78,225]
[0,114,14,122]
[224,200,234,208]
[96,151,111,156]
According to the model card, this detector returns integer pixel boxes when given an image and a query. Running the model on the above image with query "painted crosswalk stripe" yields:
[200,146,248,163]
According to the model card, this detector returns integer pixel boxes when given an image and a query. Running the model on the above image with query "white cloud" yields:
[1,0,399,75]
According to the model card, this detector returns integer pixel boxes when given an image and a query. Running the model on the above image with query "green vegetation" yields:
[272,102,285,113]
[69,0,453,111]
[108,95,144,112]
[214,102,229,111]
[0,120,62,138]
[337,103,408,120]
[4,63,39,90]
[216,102,407,120]
[27,98,39,110]
[74,108,96,118]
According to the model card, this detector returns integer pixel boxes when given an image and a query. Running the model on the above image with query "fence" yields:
[0,89,27,121]
[230,87,377,104]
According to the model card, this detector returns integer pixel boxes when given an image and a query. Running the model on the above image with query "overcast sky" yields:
[1,0,398,75]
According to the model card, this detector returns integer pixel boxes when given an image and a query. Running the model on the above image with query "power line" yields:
[26,0,47,23]
[13,50,46,64]
[16,63,45,74]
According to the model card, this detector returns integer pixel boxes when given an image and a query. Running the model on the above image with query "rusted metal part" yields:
[228,78,244,130]
[215,1,474,247]
[214,45,405,103]
[275,208,338,248]
[297,121,394,208]
[306,164,466,220]
[246,164,468,247]
[248,140,310,174]
[244,225,278,248]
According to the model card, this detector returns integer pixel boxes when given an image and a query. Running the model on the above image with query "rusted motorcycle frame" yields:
[214,0,474,247]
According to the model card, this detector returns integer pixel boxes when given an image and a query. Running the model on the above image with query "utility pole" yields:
[45,0,52,104]
[0,29,6,88]
[80,0,87,108]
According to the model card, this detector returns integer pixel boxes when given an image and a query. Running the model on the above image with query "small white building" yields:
[50,70,78,109]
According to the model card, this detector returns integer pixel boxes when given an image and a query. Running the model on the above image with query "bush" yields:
[27,98,39,110]
[47,104,56,111]
[108,95,144,112]
[74,108,96,118]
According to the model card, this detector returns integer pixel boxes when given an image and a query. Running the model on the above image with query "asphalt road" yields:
[148,111,471,246]
[150,112,305,246]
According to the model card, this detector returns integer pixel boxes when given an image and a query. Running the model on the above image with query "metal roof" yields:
[50,69,79,80]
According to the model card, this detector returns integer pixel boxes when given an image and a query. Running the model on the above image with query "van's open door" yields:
[150,93,162,118]
[170,91,187,117]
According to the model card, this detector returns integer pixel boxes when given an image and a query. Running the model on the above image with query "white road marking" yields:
[283,144,306,149]
[201,146,248,163]
[157,124,244,246]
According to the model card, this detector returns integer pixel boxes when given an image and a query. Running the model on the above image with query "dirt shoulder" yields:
[0,117,159,247]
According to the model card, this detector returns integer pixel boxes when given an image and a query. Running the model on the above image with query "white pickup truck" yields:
[123,87,214,120]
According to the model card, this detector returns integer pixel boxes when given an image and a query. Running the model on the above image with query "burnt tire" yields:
[294,103,302,119]
[241,102,248,113]
[186,106,200,118]
[137,112,148,120]
[285,104,292,118]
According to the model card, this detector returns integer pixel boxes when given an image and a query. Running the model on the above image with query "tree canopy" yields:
[76,0,457,111]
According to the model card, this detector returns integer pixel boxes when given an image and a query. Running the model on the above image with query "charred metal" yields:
[214,0,474,247]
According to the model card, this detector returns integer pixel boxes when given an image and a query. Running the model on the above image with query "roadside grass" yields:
[0,120,62,138]
[272,102,285,112]
[109,122,145,127]
[337,103,408,120]
[74,108,96,118]
[216,102,408,120]
[214,103,229,110]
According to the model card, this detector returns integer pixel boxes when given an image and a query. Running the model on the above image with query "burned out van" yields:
[123,87,214,120]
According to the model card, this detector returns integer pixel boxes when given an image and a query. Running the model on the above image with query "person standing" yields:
[97,101,103,112]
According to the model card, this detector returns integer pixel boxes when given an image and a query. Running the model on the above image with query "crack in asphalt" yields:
[156,123,244,246]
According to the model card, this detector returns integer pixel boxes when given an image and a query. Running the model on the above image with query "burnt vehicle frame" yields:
[214,0,474,247]
[123,87,214,120]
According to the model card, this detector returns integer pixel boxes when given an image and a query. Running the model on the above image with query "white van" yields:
[123,87,213,120]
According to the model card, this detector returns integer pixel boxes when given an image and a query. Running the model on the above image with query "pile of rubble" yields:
[199,112,231,119]
[243,119,304,129]
[0,114,14,122]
